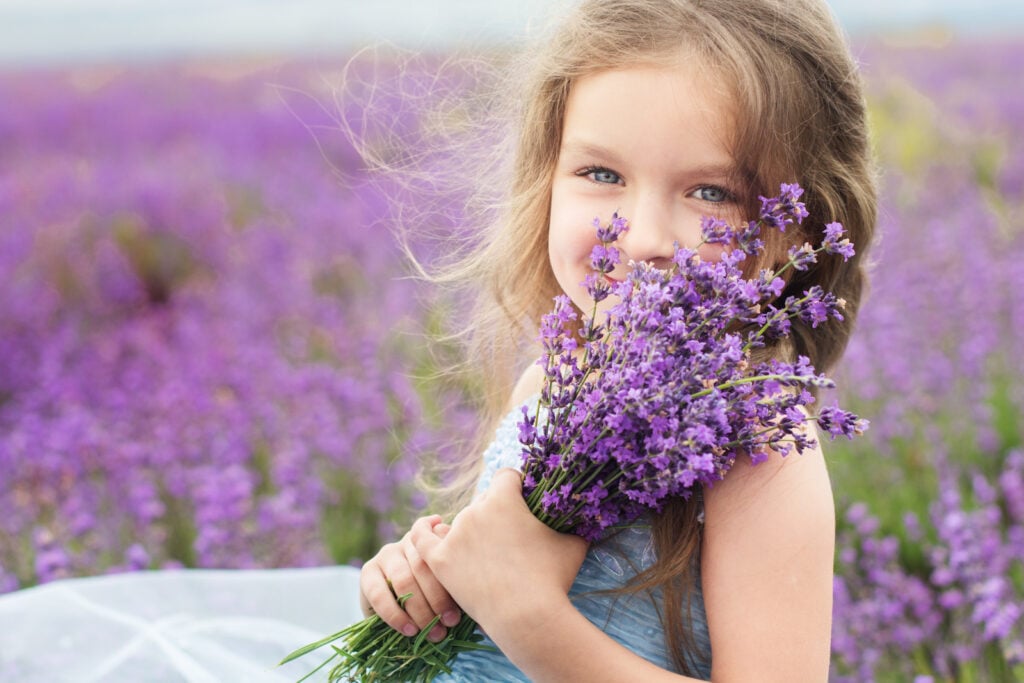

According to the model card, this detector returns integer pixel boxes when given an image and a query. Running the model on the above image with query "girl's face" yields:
[548,62,744,314]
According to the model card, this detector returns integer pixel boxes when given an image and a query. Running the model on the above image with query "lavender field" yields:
[1,36,1022,681]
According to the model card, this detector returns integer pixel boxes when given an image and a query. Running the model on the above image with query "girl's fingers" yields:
[359,555,419,637]
[401,541,461,632]
[360,516,461,642]
[406,517,462,628]
[378,553,440,638]
[410,517,444,555]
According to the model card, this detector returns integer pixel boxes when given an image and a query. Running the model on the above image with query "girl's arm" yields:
[700,436,835,681]
[411,470,689,681]
[412,436,836,683]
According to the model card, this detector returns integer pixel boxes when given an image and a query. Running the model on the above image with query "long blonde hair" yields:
[422,0,876,673]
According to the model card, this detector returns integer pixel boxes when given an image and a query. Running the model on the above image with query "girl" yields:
[358,0,876,681]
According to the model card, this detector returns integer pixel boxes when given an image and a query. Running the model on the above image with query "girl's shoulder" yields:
[703,426,834,537]
[505,358,545,412]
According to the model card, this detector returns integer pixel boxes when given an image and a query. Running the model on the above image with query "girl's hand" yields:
[358,515,462,642]
[410,468,588,634]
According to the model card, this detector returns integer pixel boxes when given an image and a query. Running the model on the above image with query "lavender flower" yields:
[831,504,942,683]
[788,242,818,270]
[758,183,809,231]
[0,64,477,595]
[822,223,856,261]
[518,188,861,540]
[817,405,869,440]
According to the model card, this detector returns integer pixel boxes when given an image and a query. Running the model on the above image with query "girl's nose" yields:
[617,195,682,268]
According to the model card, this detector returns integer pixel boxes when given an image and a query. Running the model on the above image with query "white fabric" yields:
[0,566,364,682]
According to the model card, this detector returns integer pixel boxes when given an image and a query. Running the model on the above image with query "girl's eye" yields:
[578,167,623,185]
[693,185,733,203]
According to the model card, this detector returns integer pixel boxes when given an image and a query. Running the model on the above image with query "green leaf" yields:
[278,626,352,665]
[412,615,442,653]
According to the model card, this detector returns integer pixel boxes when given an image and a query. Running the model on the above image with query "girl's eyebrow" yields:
[559,139,624,164]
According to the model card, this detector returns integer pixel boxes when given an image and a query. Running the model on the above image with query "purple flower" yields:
[822,222,856,261]
[787,242,818,270]
[758,183,808,232]
[700,215,733,244]
[817,405,869,439]
[589,243,621,275]
[0,63,480,592]
[595,213,629,243]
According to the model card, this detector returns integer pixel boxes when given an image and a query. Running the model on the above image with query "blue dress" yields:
[435,402,712,681]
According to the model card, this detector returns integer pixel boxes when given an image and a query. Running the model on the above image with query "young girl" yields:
[358,0,876,681]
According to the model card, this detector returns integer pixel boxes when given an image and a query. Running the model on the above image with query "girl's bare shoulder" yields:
[704,432,834,526]
[506,359,546,411]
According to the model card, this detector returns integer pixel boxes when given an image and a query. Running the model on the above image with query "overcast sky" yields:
[0,0,1021,66]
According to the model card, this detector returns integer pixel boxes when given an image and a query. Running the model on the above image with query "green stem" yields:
[689,373,812,400]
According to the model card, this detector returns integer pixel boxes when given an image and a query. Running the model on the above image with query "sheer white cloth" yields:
[0,566,364,682]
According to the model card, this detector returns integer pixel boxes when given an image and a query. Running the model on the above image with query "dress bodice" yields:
[435,399,712,681]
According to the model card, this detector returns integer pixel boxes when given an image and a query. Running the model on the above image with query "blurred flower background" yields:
[0,1,1022,680]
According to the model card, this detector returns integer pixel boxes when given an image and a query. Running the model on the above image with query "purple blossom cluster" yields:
[831,503,942,682]
[836,37,1024,455]
[825,36,1024,680]
[832,451,1024,681]
[0,63,476,593]
[518,185,865,541]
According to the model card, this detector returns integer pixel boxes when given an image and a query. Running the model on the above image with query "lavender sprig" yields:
[519,184,865,541]
[283,183,866,680]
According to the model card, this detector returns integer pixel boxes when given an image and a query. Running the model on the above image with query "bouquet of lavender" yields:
[281,183,866,681]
